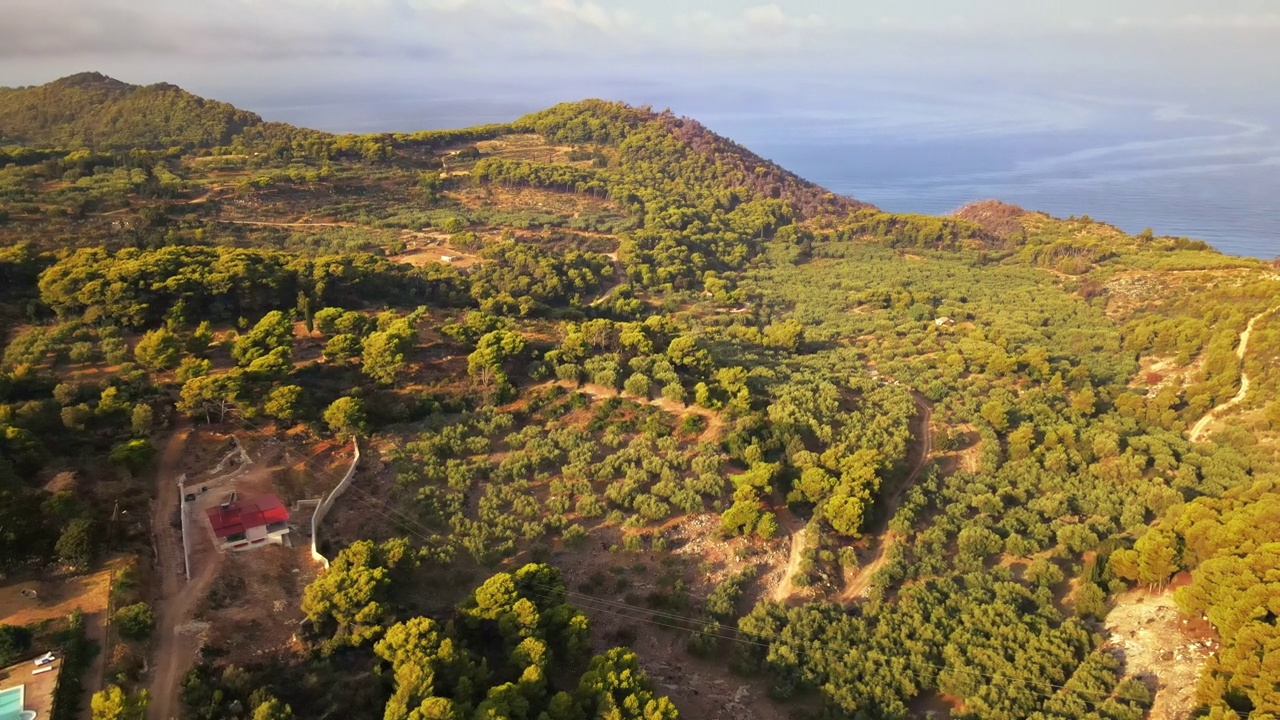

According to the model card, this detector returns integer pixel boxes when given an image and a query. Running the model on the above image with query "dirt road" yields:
[839,393,933,603]
[1189,306,1277,442]
[217,219,358,228]
[146,423,220,720]
[770,508,808,603]
[588,253,627,308]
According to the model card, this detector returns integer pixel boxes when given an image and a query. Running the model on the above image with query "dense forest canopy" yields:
[0,72,263,149]
[0,73,1278,720]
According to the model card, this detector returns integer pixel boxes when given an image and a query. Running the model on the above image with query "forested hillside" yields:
[0,73,263,149]
[0,74,1277,720]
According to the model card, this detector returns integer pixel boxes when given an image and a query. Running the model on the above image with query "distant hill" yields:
[0,73,871,213]
[516,99,872,218]
[0,72,263,149]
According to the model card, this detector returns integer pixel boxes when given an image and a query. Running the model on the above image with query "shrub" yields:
[56,518,98,568]
[114,603,156,641]
[0,623,33,665]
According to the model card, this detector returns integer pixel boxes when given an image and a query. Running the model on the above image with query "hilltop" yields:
[0,72,263,149]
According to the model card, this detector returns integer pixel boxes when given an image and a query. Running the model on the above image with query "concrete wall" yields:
[176,474,191,581]
[310,437,361,569]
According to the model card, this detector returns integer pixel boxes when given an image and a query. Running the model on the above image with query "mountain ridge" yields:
[0,72,872,216]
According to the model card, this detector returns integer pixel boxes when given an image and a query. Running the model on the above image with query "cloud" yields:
[0,0,453,59]
[1110,12,1280,31]
[742,4,822,30]
[540,0,630,32]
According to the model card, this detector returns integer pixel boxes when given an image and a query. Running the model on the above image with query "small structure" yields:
[440,255,457,263]
[205,494,290,552]
[934,317,955,327]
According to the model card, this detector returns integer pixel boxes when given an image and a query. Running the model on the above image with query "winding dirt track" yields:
[217,219,358,228]
[146,423,220,720]
[770,508,808,602]
[1188,307,1277,442]
[838,393,933,603]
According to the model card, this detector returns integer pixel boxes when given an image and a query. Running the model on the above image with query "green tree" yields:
[298,292,315,334]
[53,381,80,406]
[109,439,156,474]
[1135,531,1179,587]
[362,323,415,385]
[979,399,1012,432]
[98,386,129,415]
[175,356,212,383]
[302,538,416,649]
[131,403,154,435]
[61,403,92,430]
[263,385,303,422]
[91,685,148,720]
[314,307,346,335]
[133,327,181,370]
[232,311,294,366]
[762,319,804,351]
[1108,548,1140,582]
[178,371,242,423]
[468,330,526,387]
[100,336,130,364]
[623,372,651,398]
[114,602,156,640]
[324,396,367,437]
[575,648,679,720]
[188,320,215,354]
[252,697,295,720]
[56,517,97,568]
[323,334,363,364]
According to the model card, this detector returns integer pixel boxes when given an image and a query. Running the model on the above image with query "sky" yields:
[1,0,1277,130]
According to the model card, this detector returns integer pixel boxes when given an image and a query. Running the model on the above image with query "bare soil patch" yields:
[473,134,590,166]
[393,245,478,269]
[449,184,625,218]
[547,513,793,720]
[0,567,112,627]
[1104,583,1219,720]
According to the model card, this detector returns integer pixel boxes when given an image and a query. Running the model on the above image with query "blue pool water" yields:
[0,686,24,720]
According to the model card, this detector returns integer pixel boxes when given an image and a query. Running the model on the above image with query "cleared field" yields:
[0,566,112,629]
[393,245,478,268]
[473,133,604,165]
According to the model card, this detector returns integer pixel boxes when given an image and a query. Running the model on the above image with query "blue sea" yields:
[695,93,1279,261]
[253,87,1279,260]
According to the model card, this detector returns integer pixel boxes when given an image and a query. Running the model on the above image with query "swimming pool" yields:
[0,685,35,720]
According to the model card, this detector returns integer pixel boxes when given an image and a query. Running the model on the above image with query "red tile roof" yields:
[205,494,289,539]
